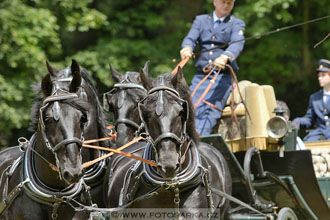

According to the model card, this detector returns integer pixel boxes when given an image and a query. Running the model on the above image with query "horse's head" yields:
[103,62,149,147]
[139,68,192,178]
[37,60,89,184]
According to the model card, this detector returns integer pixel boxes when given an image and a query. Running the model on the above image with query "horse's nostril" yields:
[162,167,167,174]
[63,171,72,182]
[176,163,180,171]
[63,169,83,184]
[157,165,164,173]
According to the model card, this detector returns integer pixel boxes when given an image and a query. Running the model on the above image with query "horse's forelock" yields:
[125,71,140,83]
[153,73,174,87]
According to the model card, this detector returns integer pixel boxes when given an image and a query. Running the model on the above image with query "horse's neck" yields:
[82,113,104,161]
[34,133,68,189]
[114,127,136,148]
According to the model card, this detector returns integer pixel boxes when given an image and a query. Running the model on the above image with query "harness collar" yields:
[83,152,107,187]
[141,141,203,189]
[21,134,85,206]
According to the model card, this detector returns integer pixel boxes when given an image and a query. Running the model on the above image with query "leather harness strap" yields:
[82,136,114,144]
[171,57,190,75]
[0,179,30,216]
[190,68,213,99]
[180,139,192,165]
[227,65,251,121]
[81,136,157,168]
[193,67,221,109]
[202,100,222,112]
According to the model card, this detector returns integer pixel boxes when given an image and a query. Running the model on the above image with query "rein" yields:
[171,57,190,75]
[78,77,152,170]
[190,64,251,121]
[81,136,157,167]
[191,64,221,109]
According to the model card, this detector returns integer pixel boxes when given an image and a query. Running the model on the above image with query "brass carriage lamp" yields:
[266,107,289,157]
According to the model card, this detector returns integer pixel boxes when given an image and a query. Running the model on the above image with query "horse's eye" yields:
[81,114,88,123]
[108,103,114,112]
[44,117,53,123]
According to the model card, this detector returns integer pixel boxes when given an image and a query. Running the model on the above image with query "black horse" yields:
[104,68,232,219]
[103,62,149,147]
[0,60,109,219]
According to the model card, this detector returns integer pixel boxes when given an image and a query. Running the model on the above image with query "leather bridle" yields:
[138,84,189,162]
[38,82,85,179]
[104,79,147,132]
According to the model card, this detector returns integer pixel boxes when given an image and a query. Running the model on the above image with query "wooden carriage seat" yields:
[215,80,277,151]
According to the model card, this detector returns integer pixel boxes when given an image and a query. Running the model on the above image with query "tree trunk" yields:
[302,0,311,78]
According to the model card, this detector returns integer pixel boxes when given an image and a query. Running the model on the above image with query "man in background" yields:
[293,59,330,142]
[180,0,245,135]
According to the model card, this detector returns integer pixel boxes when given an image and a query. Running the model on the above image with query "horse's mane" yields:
[29,66,109,145]
[29,86,43,132]
[80,67,109,141]
[155,73,199,144]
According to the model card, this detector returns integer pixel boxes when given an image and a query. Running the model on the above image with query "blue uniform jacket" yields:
[293,90,330,141]
[181,13,245,71]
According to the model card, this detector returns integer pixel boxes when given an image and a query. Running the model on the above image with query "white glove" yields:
[214,54,230,70]
[180,46,193,59]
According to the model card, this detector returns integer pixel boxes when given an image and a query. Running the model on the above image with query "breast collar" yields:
[21,134,85,206]
[141,141,204,191]
[83,152,107,187]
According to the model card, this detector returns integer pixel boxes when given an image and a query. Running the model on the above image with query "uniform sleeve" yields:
[293,95,315,128]
[223,19,245,61]
[181,16,201,51]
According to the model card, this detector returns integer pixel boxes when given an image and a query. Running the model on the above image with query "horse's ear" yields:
[143,61,150,76]
[171,67,185,89]
[109,64,123,83]
[41,74,53,97]
[140,67,153,90]
[70,59,82,92]
[46,60,58,77]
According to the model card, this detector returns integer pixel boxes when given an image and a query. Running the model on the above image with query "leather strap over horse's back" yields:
[0,156,25,217]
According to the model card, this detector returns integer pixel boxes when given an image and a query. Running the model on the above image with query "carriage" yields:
[98,65,330,219]
[200,80,330,219]
[200,134,330,219]
[1,61,329,220]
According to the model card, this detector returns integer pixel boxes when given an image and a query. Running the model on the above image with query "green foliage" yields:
[0,0,58,146]
[1,0,330,146]
[0,0,107,146]
[234,0,330,117]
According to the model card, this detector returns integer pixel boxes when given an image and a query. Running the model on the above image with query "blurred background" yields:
[0,0,329,147]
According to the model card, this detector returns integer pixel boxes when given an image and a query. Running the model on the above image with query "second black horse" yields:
[104,67,232,219]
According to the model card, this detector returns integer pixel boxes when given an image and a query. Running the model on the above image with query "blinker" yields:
[52,102,60,121]
[156,76,165,116]
[156,91,164,116]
